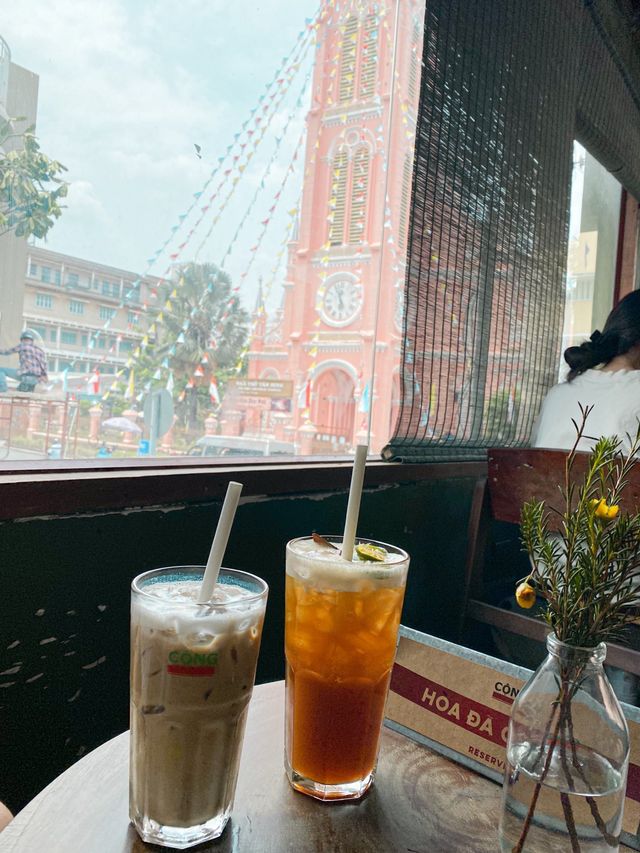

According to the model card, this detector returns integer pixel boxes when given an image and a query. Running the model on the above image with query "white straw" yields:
[341,444,368,561]
[198,481,243,603]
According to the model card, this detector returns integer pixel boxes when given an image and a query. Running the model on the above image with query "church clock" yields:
[320,278,362,326]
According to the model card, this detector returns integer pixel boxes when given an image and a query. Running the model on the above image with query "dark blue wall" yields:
[0,474,476,812]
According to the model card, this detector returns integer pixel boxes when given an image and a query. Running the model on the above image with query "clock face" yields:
[321,279,362,326]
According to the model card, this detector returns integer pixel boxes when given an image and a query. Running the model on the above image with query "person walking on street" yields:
[0,329,49,393]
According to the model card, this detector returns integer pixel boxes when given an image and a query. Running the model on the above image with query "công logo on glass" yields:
[167,650,218,677]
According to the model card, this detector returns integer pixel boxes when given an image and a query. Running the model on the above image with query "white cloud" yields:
[3,0,217,162]
[65,180,108,221]
[0,0,315,281]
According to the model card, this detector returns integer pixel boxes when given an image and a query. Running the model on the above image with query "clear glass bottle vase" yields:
[499,634,630,852]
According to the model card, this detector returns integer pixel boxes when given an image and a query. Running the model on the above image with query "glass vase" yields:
[499,634,630,852]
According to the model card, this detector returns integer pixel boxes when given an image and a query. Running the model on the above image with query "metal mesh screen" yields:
[577,0,640,198]
[383,0,638,462]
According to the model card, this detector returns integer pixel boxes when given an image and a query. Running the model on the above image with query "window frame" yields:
[613,189,639,302]
[8,169,634,499]
[60,329,78,346]
[0,456,485,521]
[99,305,117,322]
[35,292,53,309]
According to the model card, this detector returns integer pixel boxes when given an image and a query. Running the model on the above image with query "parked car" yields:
[187,435,296,458]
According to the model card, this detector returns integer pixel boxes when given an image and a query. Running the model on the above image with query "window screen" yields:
[384,0,640,461]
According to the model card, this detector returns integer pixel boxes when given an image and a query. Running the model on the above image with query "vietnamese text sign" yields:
[228,378,293,399]
[385,626,640,848]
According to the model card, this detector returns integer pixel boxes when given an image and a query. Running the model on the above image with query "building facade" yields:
[222,0,424,454]
[22,246,155,394]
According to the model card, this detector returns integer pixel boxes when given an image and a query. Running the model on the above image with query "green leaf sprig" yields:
[518,403,640,647]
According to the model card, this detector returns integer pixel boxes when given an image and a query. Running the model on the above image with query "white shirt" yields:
[531,369,640,452]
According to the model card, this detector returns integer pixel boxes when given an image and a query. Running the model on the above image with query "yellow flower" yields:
[590,498,619,521]
[515,582,536,609]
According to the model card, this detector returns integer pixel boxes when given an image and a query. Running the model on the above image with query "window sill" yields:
[0,457,487,520]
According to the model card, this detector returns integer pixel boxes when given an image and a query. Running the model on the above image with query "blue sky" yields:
[1,0,316,310]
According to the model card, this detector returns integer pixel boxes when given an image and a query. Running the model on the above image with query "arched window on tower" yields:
[349,146,370,244]
[329,148,348,246]
[339,16,358,103]
[328,142,371,246]
[339,12,379,105]
[359,14,378,99]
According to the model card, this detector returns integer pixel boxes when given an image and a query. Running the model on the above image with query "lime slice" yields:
[355,543,387,562]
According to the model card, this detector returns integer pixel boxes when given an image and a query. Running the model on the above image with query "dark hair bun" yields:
[564,330,619,378]
[564,341,598,373]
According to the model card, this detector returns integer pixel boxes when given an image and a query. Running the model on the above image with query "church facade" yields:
[221,1,424,454]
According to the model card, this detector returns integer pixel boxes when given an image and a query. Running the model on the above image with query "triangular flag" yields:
[124,370,135,400]
[209,377,220,405]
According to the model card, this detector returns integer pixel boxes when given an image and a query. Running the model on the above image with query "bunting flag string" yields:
[172,31,314,270]
[226,203,300,381]
[103,6,327,402]
[193,66,313,265]
[64,12,318,391]
[104,33,315,401]
[134,18,317,284]
[105,0,346,405]
[233,125,305,287]
[97,16,322,400]
[104,0,415,409]
[171,126,304,399]
[131,197,300,404]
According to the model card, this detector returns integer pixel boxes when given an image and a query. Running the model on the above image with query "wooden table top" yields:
[1,680,620,853]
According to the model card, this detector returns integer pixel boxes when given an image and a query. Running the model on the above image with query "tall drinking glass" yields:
[285,536,409,800]
[129,565,268,849]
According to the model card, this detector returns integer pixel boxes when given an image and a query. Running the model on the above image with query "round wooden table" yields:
[0,681,521,852]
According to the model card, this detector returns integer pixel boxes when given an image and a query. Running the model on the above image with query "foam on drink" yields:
[287,537,406,590]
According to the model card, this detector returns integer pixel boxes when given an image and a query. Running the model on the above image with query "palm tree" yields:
[140,262,249,431]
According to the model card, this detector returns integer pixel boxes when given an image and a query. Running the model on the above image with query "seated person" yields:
[532,291,640,452]
[532,292,640,704]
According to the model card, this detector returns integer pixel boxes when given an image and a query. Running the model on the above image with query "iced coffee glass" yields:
[129,565,268,849]
[285,536,409,800]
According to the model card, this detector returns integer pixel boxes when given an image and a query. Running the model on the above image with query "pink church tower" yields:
[237,0,424,454]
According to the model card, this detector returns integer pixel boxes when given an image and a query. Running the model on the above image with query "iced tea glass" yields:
[129,565,268,849]
[285,536,409,800]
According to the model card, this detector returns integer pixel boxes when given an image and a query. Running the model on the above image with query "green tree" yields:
[0,118,68,239]
[130,262,249,431]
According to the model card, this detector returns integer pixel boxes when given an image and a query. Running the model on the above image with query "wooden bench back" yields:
[488,447,640,529]
[462,447,640,676]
